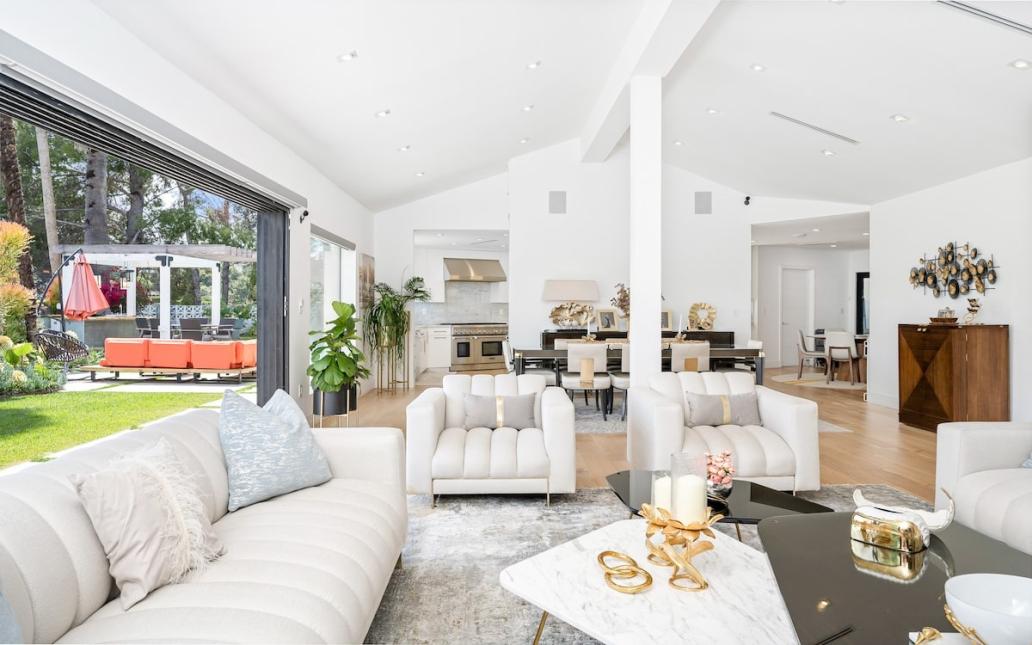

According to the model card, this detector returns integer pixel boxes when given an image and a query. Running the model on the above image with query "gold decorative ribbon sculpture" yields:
[640,503,722,591]
[596,551,652,594]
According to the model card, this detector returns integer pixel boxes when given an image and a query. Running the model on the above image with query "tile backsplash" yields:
[410,282,508,326]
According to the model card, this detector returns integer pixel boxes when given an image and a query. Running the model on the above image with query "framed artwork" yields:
[660,310,673,331]
[358,253,375,314]
[595,308,619,331]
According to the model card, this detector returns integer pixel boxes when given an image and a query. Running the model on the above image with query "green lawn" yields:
[0,391,222,468]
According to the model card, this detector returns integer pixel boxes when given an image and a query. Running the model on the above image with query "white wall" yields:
[754,245,862,366]
[4,0,374,409]
[508,140,630,346]
[868,157,1032,420]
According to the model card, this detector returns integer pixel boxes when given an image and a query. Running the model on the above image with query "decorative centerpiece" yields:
[670,452,708,524]
[849,488,955,554]
[688,302,717,330]
[705,451,734,500]
[549,302,594,328]
[640,503,722,591]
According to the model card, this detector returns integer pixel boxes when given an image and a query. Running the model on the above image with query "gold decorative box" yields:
[850,509,927,553]
[850,540,926,582]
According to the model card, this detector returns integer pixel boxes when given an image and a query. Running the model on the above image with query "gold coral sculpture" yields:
[688,303,717,331]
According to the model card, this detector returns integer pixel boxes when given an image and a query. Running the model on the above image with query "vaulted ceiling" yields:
[95,0,1032,211]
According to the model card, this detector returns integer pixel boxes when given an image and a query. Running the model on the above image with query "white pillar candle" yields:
[652,475,672,511]
[672,474,708,524]
[678,314,684,332]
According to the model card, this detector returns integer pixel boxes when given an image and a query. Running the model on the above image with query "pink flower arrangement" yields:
[705,451,735,487]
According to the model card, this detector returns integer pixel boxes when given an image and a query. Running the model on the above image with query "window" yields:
[309,232,356,333]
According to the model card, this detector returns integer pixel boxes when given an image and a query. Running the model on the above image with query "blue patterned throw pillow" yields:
[219,390,331,511]
[0,592,20,644]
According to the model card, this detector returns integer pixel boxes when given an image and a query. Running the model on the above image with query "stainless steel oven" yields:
[450,323,508,372]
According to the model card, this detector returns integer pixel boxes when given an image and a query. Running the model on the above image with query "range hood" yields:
[444,258,507,282]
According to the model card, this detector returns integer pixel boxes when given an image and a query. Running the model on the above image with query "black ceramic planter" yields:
[313,384,358,415]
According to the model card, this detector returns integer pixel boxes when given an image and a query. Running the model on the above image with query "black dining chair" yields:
[135,317,152,338]
[215,318,237,340]
[178,317,209,341]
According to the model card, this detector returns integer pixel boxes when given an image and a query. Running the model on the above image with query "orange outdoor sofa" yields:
[99,338,257,371]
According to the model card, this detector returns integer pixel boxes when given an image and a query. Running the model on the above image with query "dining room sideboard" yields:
[540,329,733,349]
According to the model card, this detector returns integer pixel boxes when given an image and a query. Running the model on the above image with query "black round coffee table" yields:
[605,470,832,540]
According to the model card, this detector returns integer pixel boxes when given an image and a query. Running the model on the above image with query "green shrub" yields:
[0,361,62,396]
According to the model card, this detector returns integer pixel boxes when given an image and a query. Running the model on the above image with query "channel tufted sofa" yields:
[628,371,821,492]
[406,373,575,503]
[0,408,407,643]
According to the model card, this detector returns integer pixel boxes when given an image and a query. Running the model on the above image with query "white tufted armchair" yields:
[406,373,575,504]
[628,371,821,492]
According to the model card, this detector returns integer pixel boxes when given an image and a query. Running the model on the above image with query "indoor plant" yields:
[364,277,430,391]
[308,300,370,417]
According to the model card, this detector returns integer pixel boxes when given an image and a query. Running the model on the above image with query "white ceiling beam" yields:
[580,0,720,163]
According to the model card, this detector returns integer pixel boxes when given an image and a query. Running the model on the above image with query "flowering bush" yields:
[705,451,735,487]
[0,283,32,342]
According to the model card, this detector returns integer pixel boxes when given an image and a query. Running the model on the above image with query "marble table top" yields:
[499,519,798,645]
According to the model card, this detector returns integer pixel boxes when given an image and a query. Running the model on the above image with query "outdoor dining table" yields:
[513,343,766,384]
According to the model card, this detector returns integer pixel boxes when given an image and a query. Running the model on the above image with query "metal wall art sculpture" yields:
[908,242,999,299]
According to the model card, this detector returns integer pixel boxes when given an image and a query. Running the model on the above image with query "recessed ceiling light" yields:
[375,109,391,118]
[397,144,411,152]
[812,227,821,232]
[673,140,683,146]
[475,237,484,242]
[336,50,358,62]
[503,232,509,237]
[1010,59,1030,69]
[822,149,835,156]
[526,60,542,70]
[522,104,535,112]
[706,108,720,115]
[750,63,766,72]
[890,114,909,123]
[862,232,870,237]
[830,244,838,248]
[519,137,530,144]
[415,171,425,177]
[436,232,444,237]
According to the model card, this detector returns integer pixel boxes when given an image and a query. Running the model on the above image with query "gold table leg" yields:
[532,610,549,645]
[735,522,743,542]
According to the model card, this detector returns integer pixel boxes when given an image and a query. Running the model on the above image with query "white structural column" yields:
[158,262,171,339]
[628,75,663,386]
[125,270,137,316]
[210,263,221,326]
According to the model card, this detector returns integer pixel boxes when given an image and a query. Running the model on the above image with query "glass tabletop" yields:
[605,470,832,524]
[759,512,1032,644]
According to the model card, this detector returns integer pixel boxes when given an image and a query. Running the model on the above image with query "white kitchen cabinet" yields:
[426,326,451,368]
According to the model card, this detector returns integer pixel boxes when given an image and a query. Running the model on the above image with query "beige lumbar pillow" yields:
[71,438,225,609]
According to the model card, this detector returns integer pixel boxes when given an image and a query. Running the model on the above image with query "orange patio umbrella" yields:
[63,254,110,320]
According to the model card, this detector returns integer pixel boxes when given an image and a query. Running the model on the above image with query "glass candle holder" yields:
[651,470,672,512]
[670,452,708,524]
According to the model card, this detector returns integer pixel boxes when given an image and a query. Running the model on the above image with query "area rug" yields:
[573,392,626,434]
[771,372,866,391]
[364,484,929,644]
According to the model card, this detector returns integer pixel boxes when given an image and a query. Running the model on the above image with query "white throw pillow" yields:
[71,438,225,609]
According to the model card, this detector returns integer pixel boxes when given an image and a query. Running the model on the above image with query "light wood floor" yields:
[344,366,937,502]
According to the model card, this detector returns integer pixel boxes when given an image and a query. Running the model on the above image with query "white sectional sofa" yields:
[406,373,575,502]
[628,371,821,492]
[0,409,407,643]
[935,421,1032,556]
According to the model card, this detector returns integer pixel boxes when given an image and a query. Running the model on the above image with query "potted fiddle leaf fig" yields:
[308,301,370,417]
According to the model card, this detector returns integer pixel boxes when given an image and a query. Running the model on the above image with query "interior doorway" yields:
[779,267,814,368]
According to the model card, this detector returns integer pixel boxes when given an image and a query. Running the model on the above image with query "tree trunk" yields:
[1,114,37,338]
[84,148,109,244]
[34,127,61,274]
[126,163,145,244]
[221,261,231,307]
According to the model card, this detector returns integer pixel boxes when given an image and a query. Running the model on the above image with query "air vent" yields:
[548,190,567,214]
[938,1,1032,36]
[694,191,712,215]
[769,111,860,145]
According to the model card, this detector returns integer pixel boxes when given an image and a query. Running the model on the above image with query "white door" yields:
[780,268,813,367]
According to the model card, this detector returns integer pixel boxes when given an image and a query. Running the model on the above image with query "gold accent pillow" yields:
[684,392,761,427]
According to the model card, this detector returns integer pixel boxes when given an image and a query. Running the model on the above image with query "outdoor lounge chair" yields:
[178,317,208,341]
[34,329,89,374]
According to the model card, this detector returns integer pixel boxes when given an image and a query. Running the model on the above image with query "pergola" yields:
[54,244,257,339]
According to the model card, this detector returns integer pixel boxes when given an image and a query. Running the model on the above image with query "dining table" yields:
[513,342,766,384]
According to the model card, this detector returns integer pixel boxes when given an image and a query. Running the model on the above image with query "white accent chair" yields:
[935,422,1032,555]
[608,343,631,421]
[628,371,821,492]
[824,330,860,384]
[670,341,709,372]
[796,329,824,377]
[406,373,575,504]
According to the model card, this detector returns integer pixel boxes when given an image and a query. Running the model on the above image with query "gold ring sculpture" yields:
[640,503,723,592]
[596,551,652,594]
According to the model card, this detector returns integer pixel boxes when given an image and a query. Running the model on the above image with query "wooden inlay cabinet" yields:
[897,324,1009,431]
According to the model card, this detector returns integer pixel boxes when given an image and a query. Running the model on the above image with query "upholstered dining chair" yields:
[503,340,556,386]
[560,342,612,420]
[670,340,710,373]
[796,329,825,378]
[607,343,630,420]
[824,330,860,385]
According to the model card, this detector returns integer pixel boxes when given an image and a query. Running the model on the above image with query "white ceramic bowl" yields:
[945,574,1032,645]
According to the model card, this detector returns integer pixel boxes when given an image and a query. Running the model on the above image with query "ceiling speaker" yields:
[548,190,567,214]
[694,191,712,215]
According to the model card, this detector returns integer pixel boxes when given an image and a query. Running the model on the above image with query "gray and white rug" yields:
[365,485,929,644]
[573,393,627,434]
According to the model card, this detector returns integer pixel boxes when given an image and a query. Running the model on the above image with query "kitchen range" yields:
[448,322,508,372]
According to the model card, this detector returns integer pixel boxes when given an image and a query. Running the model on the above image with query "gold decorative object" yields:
[850,488,955,553]
[851,540,927,582]
[549,302,594,328]
[640,503,722,592]
[596,551,653,594]
[913,627,943,644]
[688,303,717,331]
[944,604,987,645]
[909,242,999,300]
